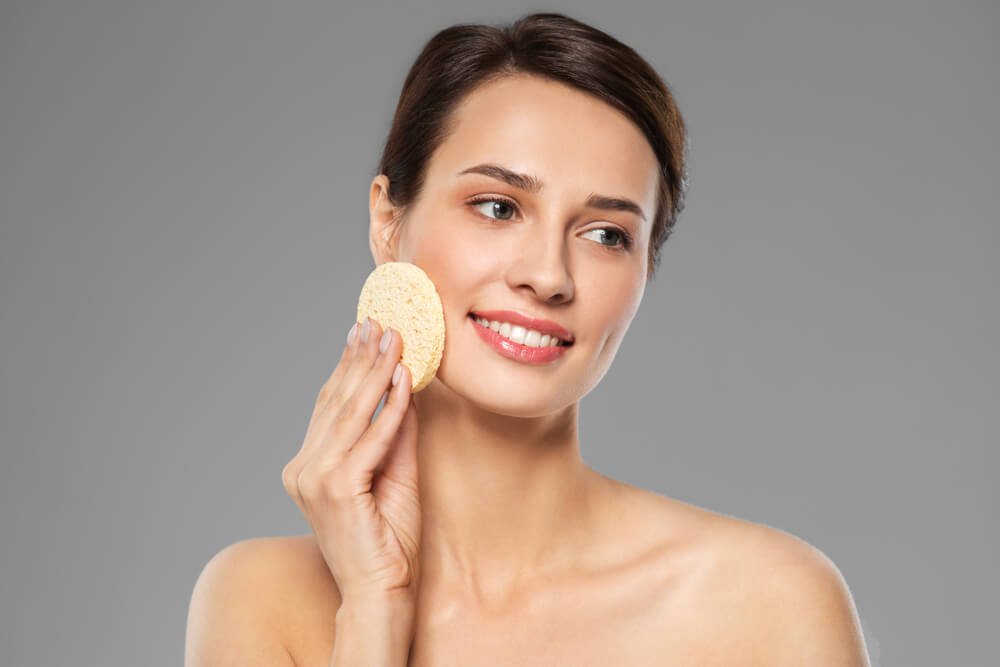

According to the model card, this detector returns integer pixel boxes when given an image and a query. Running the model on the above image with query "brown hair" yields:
[376,12,689,281]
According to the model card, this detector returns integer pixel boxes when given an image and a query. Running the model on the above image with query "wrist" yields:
[337,590,415,626]
[339,587,415,610]
[332,593,416,667]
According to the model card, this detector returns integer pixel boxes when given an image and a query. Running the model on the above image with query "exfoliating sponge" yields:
[356,261,445,393]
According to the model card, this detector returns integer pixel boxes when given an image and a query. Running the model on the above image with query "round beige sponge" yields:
[356,262,445,393]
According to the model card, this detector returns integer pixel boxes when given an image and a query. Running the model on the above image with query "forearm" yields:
[329,597,416,667]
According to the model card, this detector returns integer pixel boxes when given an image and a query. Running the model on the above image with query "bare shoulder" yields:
[708,515,870,665]
[185,535,341,665]
[641,489,870,666]
[615,482,855,590]
[702,511,857,609]
[238,534,342,645]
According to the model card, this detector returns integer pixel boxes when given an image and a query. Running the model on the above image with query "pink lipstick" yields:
[469,315,569,364]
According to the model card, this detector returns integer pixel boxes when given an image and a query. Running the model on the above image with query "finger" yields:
[281,459,308,515]
[368,374,418,490]
[349,361,413,486]
[305,322,363,433]
[318,323,403,466]
[315,318,369,414]
[284,316,383,513]
[302,317,384,463]
[318,320,364,404]
[329,317,385,415]
[285,320,364,503]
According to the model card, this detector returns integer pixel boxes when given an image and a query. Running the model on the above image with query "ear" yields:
[369,174,403,266]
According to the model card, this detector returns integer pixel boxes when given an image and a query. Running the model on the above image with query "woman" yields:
[186,12,870,666]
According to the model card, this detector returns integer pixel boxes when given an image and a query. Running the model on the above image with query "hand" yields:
[282,317,422,607]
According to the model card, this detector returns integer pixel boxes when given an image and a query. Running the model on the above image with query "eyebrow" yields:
[457,163,647,222]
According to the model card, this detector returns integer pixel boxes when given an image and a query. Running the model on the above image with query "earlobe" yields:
[368,174,400,265]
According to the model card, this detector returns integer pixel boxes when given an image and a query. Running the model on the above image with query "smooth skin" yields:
[185,74,870,666]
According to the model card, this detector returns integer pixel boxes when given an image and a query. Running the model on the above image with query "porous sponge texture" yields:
[356,262,445,393]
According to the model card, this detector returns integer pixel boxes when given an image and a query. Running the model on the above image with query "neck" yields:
[411,378,608,609]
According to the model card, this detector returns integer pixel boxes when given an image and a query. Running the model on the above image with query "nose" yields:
[505,223,575,305]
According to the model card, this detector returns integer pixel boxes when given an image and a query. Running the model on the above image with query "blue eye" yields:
[470,197,516,221]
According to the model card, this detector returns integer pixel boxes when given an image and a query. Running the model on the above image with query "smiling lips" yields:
[468,309,573,343]
[469,315,570,364]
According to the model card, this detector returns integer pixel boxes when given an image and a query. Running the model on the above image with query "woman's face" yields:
[370,74,659,417]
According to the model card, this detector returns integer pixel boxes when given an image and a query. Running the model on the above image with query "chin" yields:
[443,373,578,418]
[483,398,567,419]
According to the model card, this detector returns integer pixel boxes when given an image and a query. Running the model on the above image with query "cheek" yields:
[411,207,508,277]
[411,216,473,274]
[584,272,644,335]
[407,217,486,316]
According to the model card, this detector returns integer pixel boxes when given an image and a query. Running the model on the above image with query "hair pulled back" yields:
[377,12,689,281]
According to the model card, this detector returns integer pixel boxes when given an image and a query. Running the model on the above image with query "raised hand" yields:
[282,317,422,608]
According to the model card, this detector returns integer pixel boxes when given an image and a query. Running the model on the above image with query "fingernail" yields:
[379,328,392,353]
[392,363,402,386]
[361,318,371,343]
[347,322,359,345]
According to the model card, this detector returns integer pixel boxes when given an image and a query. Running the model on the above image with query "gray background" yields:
[1,0,995,665]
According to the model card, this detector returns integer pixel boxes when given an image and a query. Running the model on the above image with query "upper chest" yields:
[282,508,777,666]
[288,549,754,667]
[403,565,737,667]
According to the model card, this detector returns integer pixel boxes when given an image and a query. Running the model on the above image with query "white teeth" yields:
[475,317,565,348]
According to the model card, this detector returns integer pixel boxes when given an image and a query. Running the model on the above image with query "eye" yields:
[582,227,634,251]
[467,196,634,251]
[469,197,517,221]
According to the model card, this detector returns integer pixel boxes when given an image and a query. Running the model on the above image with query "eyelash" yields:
[466,195,635,251]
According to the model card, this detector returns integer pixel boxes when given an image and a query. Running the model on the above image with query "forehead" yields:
[428,75,659,210]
